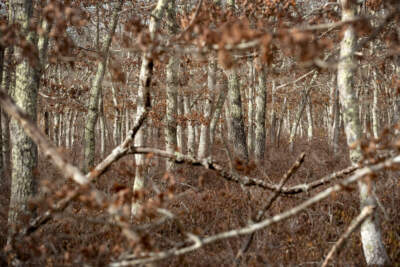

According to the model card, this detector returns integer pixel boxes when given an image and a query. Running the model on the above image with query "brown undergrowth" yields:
[0,134,399,266]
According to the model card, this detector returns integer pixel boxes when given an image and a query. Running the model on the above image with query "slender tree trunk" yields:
[8,0,40,233]
[270,81,277,144]
[198,58,216,159]
[177,93,184,152]
[165,0,179,169]
[306,94,313,142]
[372,70,379,138]
[209,76,228,147]
[82,0,122,173]
[276,97,287,148]
[338,1,390,265]
[247,62,255,157]
[132,0,169,218]
[254,60,267,161]
[184,93,196,156]
[1,46,12,181]
[225,69,248,162]
[332,86,340,154]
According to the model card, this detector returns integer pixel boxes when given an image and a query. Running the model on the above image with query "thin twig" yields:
[235,152,306,265]
[130,147,357,194]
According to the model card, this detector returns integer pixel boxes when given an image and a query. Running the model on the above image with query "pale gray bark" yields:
[82,0,122,173]
[177,93,184,152]
[184,94,196,156]
[332,86,340,154]
[8,0,39,231]
[132,0,169,217]
[209,77,228,150]
[246,62,255,156]
[371,70,379,138]
[306,94,313,142]
[276,97,287,148]
[337,1,390,265]
[165,0,179,170]
[225,69,248,162]
[254,61,267,161]
[198,58,216,159]
[270,81,277,144]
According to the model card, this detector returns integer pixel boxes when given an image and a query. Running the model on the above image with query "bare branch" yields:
[321,205,376,267]
[111,154,400,266]
[235,152,306,264]
[130,147,357,194]
[22,110,149,236]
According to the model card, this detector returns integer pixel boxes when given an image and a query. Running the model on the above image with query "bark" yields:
[246,62,255,156]
[371,70,379,138]
[165,0,179,170]
[209,77,228,150]
[184,94,196,156]
[254,60,267,161]
[1,47,13,181]
[82,0,122,173]
[306,94,313,142]
[332,86,340,154]
[198,58,216,159]
[8,0,40,232]
[177,93,184,152]
[132,0,169,218]
[165,56,178,169]
[270,81,277,144]
[337,1,390,265]
[225,69,248,162]
[276,97,287,148]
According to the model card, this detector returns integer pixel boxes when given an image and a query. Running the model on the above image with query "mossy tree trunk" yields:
[82,0,122,173]
[8,0,40,232]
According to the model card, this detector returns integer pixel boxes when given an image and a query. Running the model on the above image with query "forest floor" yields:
[0,134,399,266]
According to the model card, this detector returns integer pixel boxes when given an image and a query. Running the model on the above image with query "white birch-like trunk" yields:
[372,70,379,138]
[306,94,313,142]
[338,1,390,265]
[132,0,169,218]
[198,58,216,159]
[246,62,255,157]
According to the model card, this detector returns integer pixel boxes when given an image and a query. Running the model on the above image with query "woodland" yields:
[0,0,399,266]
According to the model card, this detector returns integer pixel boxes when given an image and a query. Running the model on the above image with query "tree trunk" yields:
[338,1,390,265]
[209,77,228,150]
[306,94,313,142]
[132,0,169,218]
[225,69,248,162]
[254,60,267,161]
[82,0,122,173]
[246,62,255,157]
[8,0,40,232]
[371,70,379,138]
[270,81,277,144]
[198,58,216,159]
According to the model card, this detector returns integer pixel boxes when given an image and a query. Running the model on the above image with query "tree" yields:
[82,0,123,173]
[337,0,390,265]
